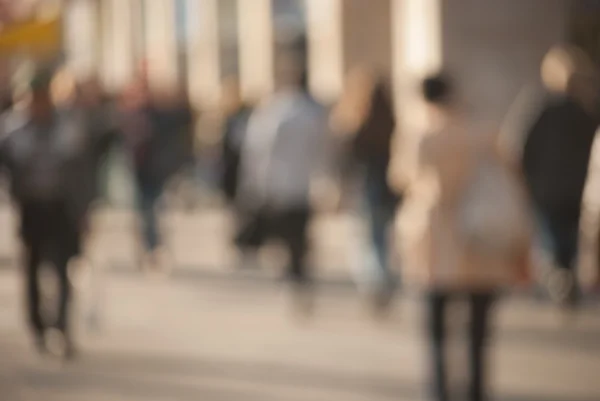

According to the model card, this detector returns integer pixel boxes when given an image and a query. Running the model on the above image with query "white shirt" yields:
[238,90,330,210]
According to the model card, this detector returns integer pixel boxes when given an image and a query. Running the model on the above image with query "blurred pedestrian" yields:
[520,46,598,307]
[120,79,193,272]
[53,72,120,330]
[219,76,253,208]
[236,52,331,313]
[151,87,196,208]
[218,77,257,268]
[70,77,121,222]
[331,67,400,311]
[0,67,94,359]
[398,74,532,401]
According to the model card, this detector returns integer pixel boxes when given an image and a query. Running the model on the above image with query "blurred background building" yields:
[0,0,598,144]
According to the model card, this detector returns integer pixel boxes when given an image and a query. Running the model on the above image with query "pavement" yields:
[0,206,599,400]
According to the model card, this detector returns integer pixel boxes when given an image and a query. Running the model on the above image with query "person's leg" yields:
[138,185,161,252]
[365,172,392,280]
[544,211,580,305]
[427,291,449,401]
[553,219,579,273]
[20,203,46,348]
[25,242,44,343]
[47,249,76,359]
[49,205,79,358]
[234,209,267,269]
[363,164,397,311]
[53,248,73,338]
[286,209,310,283]
[468,292,495,401]
[279,208,313,317]
[365,163,395,289]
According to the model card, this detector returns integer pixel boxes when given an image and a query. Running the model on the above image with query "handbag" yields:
[459,157,532,261]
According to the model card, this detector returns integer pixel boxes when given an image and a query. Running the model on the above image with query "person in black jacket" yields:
[522,48,599,306]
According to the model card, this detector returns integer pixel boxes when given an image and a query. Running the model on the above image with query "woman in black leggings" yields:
[428,291,495,401]
[398,74,531,401]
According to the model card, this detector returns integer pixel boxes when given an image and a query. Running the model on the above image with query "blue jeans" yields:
[364,161,398,287]
[137,184,163,251]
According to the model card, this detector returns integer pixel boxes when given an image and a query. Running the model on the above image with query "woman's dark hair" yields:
[422,74,452,104]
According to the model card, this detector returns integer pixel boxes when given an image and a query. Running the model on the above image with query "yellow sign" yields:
[0,18,61,56]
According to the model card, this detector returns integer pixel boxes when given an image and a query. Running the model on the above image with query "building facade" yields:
[62,0,573,118]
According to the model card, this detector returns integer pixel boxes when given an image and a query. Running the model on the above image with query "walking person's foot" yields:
[45,328,78,361]
[547,269,578,308]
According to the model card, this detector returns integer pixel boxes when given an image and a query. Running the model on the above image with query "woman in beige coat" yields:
[398,75,531,401]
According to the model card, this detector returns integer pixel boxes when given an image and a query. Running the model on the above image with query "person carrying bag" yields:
[398,74,533,401]
[459,137,533,286]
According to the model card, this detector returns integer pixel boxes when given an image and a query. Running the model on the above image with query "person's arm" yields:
[520,108,548,189]
[310,106,340,213]
[498,86,540,161]
[407,134,435,194]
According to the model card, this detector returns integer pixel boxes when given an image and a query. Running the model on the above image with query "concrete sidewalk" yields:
[0,264,599,401]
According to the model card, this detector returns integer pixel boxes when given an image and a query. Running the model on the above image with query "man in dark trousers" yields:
[0,67,91,358]
[236,50,331,315]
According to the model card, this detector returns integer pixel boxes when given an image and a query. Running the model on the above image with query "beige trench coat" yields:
[397,123,530,291]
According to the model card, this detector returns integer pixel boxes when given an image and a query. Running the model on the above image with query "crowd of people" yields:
[0,62,194,358]
[0,41,599,401]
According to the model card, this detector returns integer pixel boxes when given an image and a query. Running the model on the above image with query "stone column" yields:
[64,0,99,80]
[305,0,343,103]
[99,0,136,91]
[129,0,145,69]
[389,0,442,190]
[144,0,178,91]
[218,0,240,79]
[186,0,221,108]
[237,0,274,101]
[341,0,393,78]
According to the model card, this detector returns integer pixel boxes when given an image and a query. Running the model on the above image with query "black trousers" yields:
[20,200,80,338]
[427,291,495,401]
[537,203,581,272]
[236,207,311,281]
